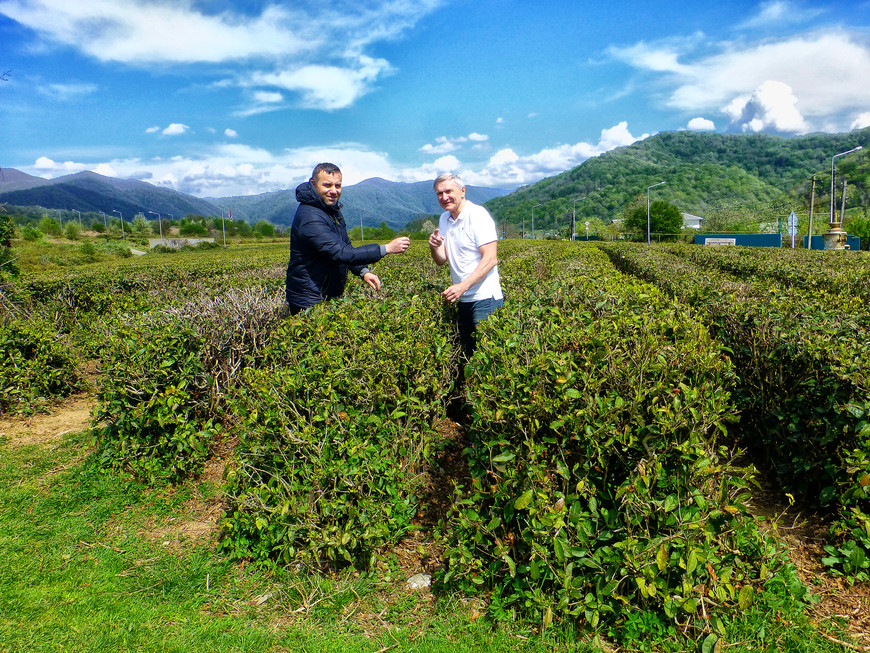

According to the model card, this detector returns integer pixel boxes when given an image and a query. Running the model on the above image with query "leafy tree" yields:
[233,219,252,237]
[131,217,151,238]
[623,199,683,236]
[63,221,82,241]
[180,221,208,236]
[21,225,42,241]
[253,220,275,237]
[846,213,870,250]
[38,216,61,237]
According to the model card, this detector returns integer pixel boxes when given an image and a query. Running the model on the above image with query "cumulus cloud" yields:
[851,112,870,130]
[248,56,391,110]
[461,121,648,188]
[162,123,190,136]
[23,121,648,195]
[687,117,716,131]
[420,133,490,155]
[610,29,870,133]
[224,128,238,138]
[0,0,443,111]
[145,126,160,134]
[723,81,810,134]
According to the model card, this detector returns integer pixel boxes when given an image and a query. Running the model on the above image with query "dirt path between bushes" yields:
[0,393,93,447]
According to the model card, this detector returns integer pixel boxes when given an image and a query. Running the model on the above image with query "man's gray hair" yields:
[433,172,464,191]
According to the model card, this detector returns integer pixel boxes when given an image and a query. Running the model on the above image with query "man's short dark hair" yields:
[311,162,341,180]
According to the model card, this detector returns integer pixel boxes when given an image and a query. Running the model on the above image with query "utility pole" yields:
[840,180,848,224]
[807,175,816,250]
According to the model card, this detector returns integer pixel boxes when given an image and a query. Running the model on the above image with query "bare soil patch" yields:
[0,392,94,447]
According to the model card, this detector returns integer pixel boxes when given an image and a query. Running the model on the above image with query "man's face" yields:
[312,170,342,206]
[435,180,466,214]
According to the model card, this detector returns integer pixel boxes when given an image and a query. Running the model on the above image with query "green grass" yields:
[0,431,600,653]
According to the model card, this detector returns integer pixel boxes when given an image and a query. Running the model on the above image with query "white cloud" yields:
[723,81,809,134]
[252,91,283,104]
[687,117,716,131]
[611,29,870,133]
[738,1,823,29]
[38,82,97,100]
[23,121,648,196]
[851,112,870,130]
[420,133,489,156]
[145,126,160,134]
[420,141,460,155]
[462,121,648,188]
[162,123,190,136]
[224,128,238,138]
[0,0,443,111]
[249,57,392,110]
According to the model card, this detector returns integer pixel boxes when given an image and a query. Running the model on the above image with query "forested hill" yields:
[485,127,870,232]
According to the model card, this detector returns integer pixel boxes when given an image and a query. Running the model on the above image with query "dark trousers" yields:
[456,297,503,358]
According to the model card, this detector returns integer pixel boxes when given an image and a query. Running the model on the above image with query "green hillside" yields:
[485,128,870,234]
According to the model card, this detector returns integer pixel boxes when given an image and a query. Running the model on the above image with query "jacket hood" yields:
[296,181,342,217]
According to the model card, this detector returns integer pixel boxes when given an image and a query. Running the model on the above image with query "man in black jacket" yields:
[285,163,410,313]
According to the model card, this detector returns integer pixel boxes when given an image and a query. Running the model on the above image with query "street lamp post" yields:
[359,208,365,241]
[112,209,125,240]
[572,196,586,241]
[647,181,666,244]
[73,209,81,226]
[826,146,862,250]
[532,203,542,240]
[148,210,163,240]
[217,205,227,248]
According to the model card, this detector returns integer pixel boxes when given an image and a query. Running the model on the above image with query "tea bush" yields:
[439,245,777,638]
[0,317,80,414]
[221,292,456,568]
[601,242,870,581]
[92,314,216,482]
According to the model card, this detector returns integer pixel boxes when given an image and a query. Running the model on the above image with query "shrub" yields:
[221,294,455,568]
[92,314,216,482]
[0,318,80,415]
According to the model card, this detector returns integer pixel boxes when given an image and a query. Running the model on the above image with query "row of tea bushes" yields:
[668,242,870,301]
[0,316,80,415]
[600,242,870,579]
[440,245,777,636]
[221,291,456,568]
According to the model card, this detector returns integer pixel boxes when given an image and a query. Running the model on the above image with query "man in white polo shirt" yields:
[428,172,503,357]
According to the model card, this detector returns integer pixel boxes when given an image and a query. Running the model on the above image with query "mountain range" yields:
[0,168,509,230]
[3,127,869,233]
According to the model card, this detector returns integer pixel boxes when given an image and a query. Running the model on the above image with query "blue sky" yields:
[1,0,869,197]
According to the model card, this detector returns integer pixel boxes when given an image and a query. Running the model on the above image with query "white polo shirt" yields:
[439,201,503,302]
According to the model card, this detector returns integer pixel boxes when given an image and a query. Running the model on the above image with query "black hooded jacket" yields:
[285,181,384,310]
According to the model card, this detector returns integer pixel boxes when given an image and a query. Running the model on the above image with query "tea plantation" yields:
[2,239,868,651]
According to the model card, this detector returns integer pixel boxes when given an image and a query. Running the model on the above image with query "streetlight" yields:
[572,196,586,241]
[532,203,542,240]
[216,204,227,248]
[647,181,665,244]
[73,209,81,226]
[112,209,125,240]
[830,146,862,227]
[148,210,163,240]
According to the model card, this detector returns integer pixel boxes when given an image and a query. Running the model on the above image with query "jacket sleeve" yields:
[299,211,384,267]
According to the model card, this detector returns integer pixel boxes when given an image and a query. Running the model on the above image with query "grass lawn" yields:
[0,425,598,653]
